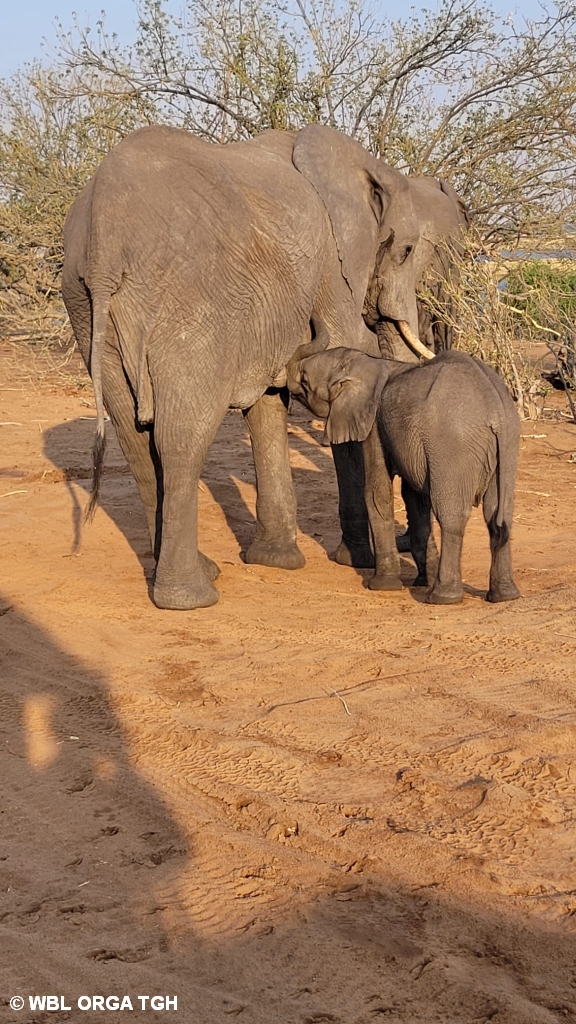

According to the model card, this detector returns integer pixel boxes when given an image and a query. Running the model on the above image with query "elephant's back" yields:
[84,124,326,295]
[382,353,503,485]
[71,125,332,397]
[90,124,322,236]
[418,354,506,436]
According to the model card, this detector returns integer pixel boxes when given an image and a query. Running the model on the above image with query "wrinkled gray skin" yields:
[332,174,469,567]
[413,177,469,354]
[290,347,521,605]
[62,123,423,609]
[368,175,469,361]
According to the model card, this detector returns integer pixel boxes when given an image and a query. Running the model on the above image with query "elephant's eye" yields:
[397,244,414,266]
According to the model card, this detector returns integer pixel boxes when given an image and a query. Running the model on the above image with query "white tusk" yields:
[396,320,436,361]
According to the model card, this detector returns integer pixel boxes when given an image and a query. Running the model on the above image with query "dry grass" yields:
[419,230,576,420]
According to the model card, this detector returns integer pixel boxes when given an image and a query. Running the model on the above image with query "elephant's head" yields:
[292,125,433,361]
[291,345,398,444]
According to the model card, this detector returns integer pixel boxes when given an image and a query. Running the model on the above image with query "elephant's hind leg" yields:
[152,407,222,611]
[243,388,305,570]
[427,520,467,604]
[428,492,469,604]
[102,344,220,584]
[483,476,520,603]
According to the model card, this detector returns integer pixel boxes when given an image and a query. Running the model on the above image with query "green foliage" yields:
[504,261,576,337]
[418,233,560,418]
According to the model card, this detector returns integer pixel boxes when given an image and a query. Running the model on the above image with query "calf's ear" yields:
[325,369,387,444]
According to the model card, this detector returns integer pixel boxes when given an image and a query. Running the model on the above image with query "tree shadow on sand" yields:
[41,405,354,571]
[0,597,190,1007]
[200,404,347,563]
[42,416,156,595]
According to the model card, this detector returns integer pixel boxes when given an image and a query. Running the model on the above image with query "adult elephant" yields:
[331,172,469,567]
[62,123,426,609]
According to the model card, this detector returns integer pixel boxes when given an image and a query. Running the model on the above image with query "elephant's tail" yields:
[490,414,519,552]
[84,284,111,524]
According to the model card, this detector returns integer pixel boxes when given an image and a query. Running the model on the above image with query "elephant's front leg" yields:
[362,427,402,591]
[331,442,374,569]
[243,387,305,570]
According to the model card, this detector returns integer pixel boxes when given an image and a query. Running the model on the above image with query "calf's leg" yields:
[362,427,402,590]
[428,513,468,604]
[428,478,470,604]
[401,480,438,586]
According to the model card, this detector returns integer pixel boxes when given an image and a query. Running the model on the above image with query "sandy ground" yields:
[1,346,576,1024]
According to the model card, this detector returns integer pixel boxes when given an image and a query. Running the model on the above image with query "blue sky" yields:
[2,1,144,75]
[0,0,553,78]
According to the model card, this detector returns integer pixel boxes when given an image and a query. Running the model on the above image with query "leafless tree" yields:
[52,0,576,235]
[2,0,576,378]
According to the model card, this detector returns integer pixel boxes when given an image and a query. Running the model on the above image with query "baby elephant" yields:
[293,348,521,604]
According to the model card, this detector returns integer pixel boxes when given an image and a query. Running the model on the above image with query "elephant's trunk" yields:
[294,312,331,360]
[286,312,332,396]
[396,320,436,361]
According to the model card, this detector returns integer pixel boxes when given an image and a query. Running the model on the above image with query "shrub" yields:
[0,65,156,345]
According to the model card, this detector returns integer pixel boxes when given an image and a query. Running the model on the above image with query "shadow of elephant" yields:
[41,405,345,574]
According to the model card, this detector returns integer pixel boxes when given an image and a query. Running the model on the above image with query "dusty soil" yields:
[1,346,576,1024]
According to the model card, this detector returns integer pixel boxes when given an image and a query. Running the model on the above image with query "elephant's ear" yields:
[325,366,388,445]
[293,125,399,312]
[438,178,470,227]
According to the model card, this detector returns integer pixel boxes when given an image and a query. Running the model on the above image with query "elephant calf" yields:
[291,348,521,604]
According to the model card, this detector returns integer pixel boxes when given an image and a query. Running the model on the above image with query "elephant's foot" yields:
[396,530,412,553]
[244,538,305,570]
[486,582,520,603]
[427,582,464,605]
[200,551,221,581]
[368,573,403,591]
[333,540,375,569]
[153,575,219,610]
[412,573,429,588]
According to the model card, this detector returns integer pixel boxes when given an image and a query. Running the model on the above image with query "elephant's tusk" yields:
[396,320,436,361]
